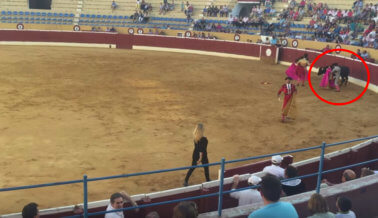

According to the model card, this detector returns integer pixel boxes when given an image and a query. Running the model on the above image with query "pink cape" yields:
[319,68,330,87]
[285,63,299,80]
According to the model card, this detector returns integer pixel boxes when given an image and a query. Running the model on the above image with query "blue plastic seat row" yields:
[1,11,74,17]
[80,14,129,19]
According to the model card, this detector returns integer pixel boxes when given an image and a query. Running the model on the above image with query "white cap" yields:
[248,175,262,185]
[272,155,283,164]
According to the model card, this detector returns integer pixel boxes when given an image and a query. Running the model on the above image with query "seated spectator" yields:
[22,203,40,218]
[111,0,118,11]
[248,174,299,218]
[350,49,361,59]
[307,193,335,218]
[360,167,375,177]
[262,155,285,179]
[145,211,160,218]
[173,201,198,218]
[73,205,84,215]
[105,191,139,218]
[281,165,306,196]
[322,44,331,52]
[335,197,356,218]
[270,36,277,45]
[322,169,356,187]
[360,50,370,59]
[230,174,263,206]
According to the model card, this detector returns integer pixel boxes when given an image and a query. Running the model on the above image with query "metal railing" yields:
[1,135,377,217]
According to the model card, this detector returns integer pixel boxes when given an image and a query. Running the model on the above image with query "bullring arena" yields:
[0,42,377,214]
[0,0,378,216]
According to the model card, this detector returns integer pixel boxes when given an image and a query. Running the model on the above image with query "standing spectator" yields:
[173,201,198,218]
[307,193,335,218]
[263,155,285,178]
[281,165,306,196]
[183,123,211,186]
[111,0,118,11]
[248,174,299,218]
[22,203,40,218]
[335,197,356,218]
[230,174,263,206]
[105,191,139,218]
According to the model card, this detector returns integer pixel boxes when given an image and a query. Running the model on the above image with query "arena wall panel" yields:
[0,29,376,86]
[132,35,261,57]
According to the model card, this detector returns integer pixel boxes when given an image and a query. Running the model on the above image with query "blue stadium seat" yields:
[53,13,58,17]
[112,15,117,19]
[36,12,41,16]
[86,14,90,18]
[70,13,74,17]
[102,15,107,19]
[7,11,12,15]
[96,15,101,19]
[25,11,30,16]
[80,14,85,18]
[19,11,24,16]
[42,12,46,16]
[64,13,69,17]
[47,12,52,17]
[58,13,63,17]
[1,11,6,16]
[12,11,17,15]
[107,15,112,19]
[117,15,123,19]
[91,14,96,18]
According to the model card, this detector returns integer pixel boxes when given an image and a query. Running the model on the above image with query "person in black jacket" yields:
[281,165,306,196]
[183,123,210,186]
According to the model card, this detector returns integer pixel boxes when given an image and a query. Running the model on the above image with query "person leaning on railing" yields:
[229,174,263,206]
[321,169,356,188]
[262,155,285,179]
[105,191,139,218]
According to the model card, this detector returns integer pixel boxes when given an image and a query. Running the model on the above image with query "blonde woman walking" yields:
[183,123,210,186]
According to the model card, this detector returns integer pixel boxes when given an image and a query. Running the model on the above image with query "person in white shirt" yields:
[229,174,263,206]
[335,196,356,218]
[262,155,285,179]
[105,191,139,218]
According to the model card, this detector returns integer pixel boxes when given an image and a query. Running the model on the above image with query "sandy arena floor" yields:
[0,46,377,214]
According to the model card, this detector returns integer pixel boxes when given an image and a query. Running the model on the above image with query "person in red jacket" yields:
[277,77,297,122]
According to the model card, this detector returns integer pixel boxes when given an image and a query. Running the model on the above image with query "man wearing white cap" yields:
[262,155,285,179]
[229,174,263,206]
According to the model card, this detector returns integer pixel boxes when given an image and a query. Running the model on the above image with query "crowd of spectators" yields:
[19,155,377,218]
[278,0,378,48]
[203,5,229,17]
